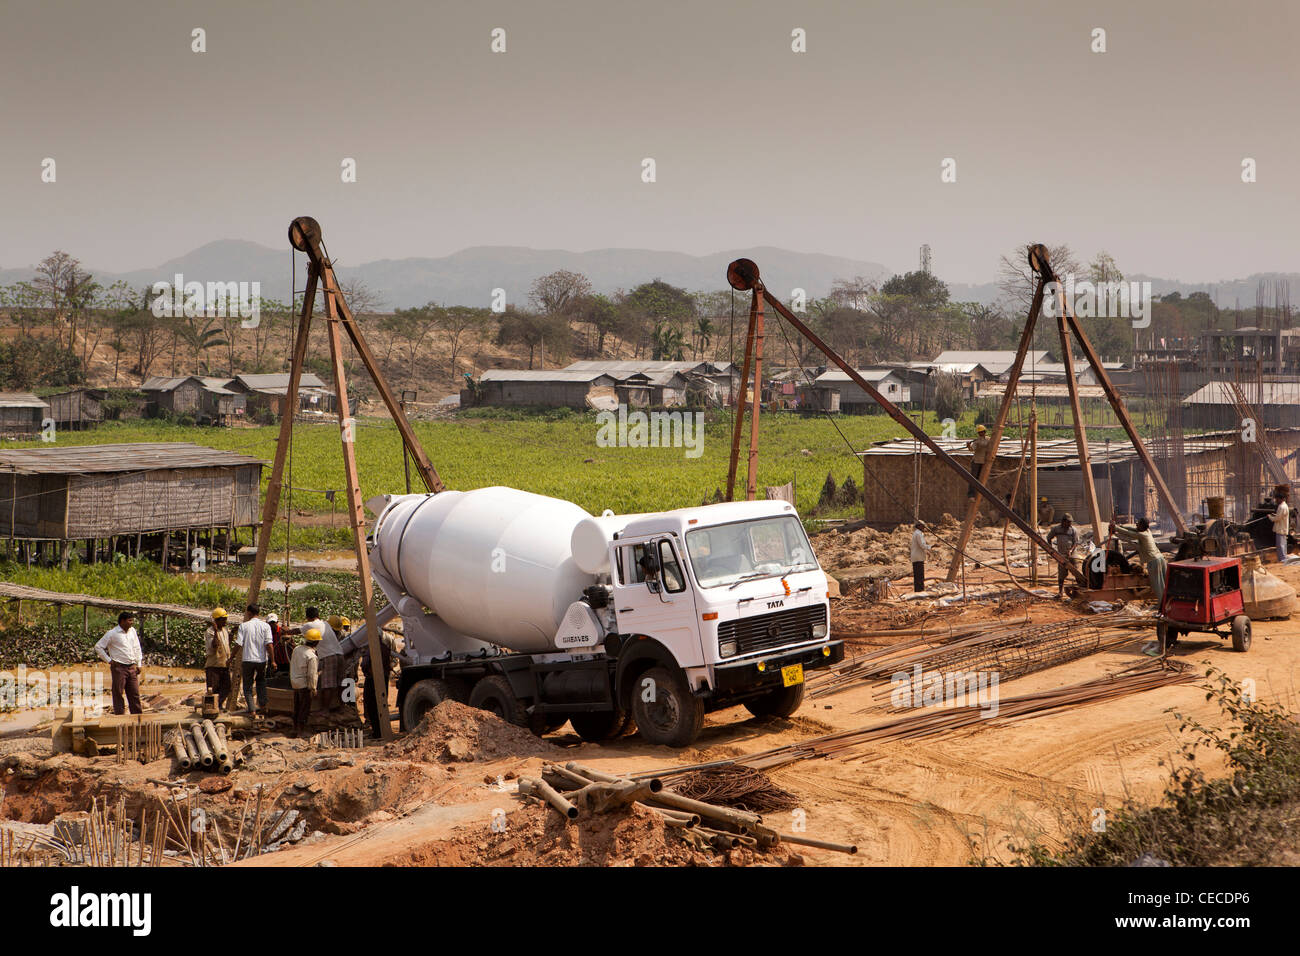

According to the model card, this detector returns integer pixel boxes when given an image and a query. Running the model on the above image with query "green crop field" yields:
[11,409,988,538]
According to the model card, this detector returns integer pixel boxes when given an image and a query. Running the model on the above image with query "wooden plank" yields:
[249,265,318,600]
[323,277,394,740]
[945,276,1046,581]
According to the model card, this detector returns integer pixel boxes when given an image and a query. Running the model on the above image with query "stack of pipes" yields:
[168,721,241,774]
[519,762,857,856]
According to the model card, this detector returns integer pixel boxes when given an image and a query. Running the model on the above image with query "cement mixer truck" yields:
[354,486,843,747]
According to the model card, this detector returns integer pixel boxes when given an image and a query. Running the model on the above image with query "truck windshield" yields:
[686,516,818,589]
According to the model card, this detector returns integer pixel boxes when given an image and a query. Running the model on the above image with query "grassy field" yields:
[0,559,369,669]
[15,409,990,540]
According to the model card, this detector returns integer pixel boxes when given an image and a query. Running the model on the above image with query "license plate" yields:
[781,663,804,687]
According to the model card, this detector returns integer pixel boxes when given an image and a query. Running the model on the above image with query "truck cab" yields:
[595,500,842,745]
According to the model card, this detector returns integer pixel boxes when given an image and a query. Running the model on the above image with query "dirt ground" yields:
[3,559,1298,867]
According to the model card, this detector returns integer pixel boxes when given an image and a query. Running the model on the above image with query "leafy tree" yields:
[495,308,570,368]
[576,293,620,355]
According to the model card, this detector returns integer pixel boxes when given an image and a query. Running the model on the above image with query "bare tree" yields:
[529,270,592,316]
[437,306,487,374]
[830,275,878,311]
[997,243,1080,313]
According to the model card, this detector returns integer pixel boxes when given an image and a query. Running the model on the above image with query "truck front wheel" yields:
[631,666,704,747]
[743,682,805,719]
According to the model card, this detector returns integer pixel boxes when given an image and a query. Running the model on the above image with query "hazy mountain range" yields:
[1,239,1292,313]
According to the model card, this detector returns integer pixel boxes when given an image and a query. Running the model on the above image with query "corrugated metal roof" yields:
[480,369,615,383]
[857,433,1238,467]
[978,382,1107,399]
[140,376,198,392]
[564,360,733,380]
[930,350,1052,368]
[1183,381,1300,406]
[234,373,327,390]
[0,443,265,475]
[814,368,905,385]
[0,392,49,409]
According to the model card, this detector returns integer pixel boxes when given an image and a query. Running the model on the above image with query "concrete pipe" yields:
[191,725,213,768]
[171,732,192,771]
[201,720,227,763]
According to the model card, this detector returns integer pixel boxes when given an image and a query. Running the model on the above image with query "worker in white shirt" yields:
[233,603,274,716]
[295,607,343,713]
[910,521,932,593]
[1270,486,1291,562]
[95,611,144,715]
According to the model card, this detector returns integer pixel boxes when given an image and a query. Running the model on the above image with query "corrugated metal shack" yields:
[468,369,619,409]
[45,387,108,430]
[564,360,737,405]
[0,443,264,567]
[856,431,1258,530]
[229,373,336,419]
[0,393,51,438]
[1182,381,1300,430]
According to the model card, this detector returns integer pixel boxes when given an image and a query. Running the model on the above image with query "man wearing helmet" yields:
[204,608,232,712]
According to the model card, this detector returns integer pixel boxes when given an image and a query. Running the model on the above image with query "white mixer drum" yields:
[372,487,598,652]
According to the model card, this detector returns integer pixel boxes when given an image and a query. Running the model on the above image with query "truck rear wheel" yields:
[631,666,704,748]
[1231,615,1252,652]
[400,678,468,731]
[743,682,806,719]
[468,675,529,727]
[569,709,630,743]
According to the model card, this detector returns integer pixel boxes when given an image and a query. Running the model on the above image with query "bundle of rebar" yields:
[519,762,857,856]
[314,728,365,749]
[669,765,800,813]
[651,661,1194,778]
[810,612,1137,701]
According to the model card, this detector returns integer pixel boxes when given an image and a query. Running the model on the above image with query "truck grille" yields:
[718,604,827,655]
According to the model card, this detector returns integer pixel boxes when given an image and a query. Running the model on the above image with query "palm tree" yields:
[179,316,228,375]
[694,316,714,359]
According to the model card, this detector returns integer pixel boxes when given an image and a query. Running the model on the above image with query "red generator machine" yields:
[1156,556,1252,653]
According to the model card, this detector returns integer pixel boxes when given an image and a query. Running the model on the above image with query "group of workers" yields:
[909,481,1294,600]
[95,603,395,740]
[198,604,394,737]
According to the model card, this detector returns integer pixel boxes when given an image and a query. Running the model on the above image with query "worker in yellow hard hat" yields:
[290,627,322,737]
[1037,496,1054,528]
[297,607,344,713]
[204,608,232,711]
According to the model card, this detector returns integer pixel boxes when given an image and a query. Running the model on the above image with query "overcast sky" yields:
[2,0,1296,284]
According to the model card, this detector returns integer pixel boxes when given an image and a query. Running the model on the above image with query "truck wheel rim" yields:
[644,695,679,732]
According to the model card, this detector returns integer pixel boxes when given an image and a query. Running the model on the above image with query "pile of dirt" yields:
[380,801,805,867]
[388,700,561,764]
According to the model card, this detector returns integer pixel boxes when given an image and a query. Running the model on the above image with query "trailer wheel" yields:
[400,678,468,731]
[631,666,704,748]
[743,682,806,719]
[1155,623,1181,654]
[468,675,529,727]
[569,709,629,743]
[1231,615,1252,652]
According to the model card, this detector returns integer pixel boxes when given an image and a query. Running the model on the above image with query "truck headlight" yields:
[812,623,828,639]
[719,640,738,658]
